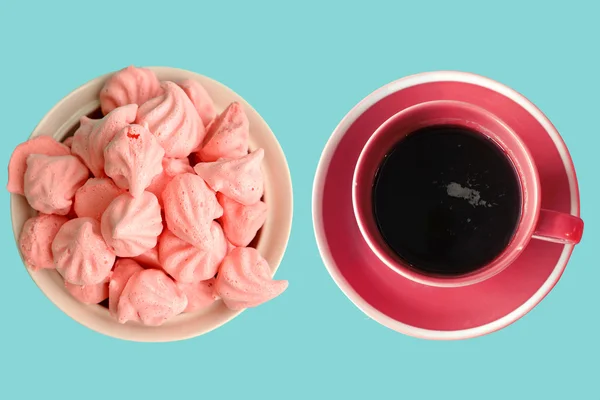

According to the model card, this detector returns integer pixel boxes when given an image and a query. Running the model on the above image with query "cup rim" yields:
[313,70,579,340]
[10,66,293,342]
[351,99,542,287]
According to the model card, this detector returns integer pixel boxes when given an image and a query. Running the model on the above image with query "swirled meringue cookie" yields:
[193,148,264,206]
[177,278,218,312]
[65,278,109,304]
[159,222,228,283]
[162,173,223,249]
[109,259,144,317]
[101,192,163,257]
[19,214,69,271]
[163,157,194,176]
[117,269,188,326]
[70,116,94,167]
[7,136,70,195]
[136,81,205,158]
[74,178,123,221]
[24,154,89,215]
[215,247,288,310]
[53,218,116,285]
[99,66,162,115]
[195,102,249,162]
[104,124,164,198]
[71,104,138,177]
[178,79,216,127]
[146,158,194,206]
[217,193,267,247]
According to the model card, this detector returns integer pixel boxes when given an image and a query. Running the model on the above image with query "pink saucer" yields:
[313,71,580,340]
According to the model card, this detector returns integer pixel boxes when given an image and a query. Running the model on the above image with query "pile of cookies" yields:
[8,66,287,326]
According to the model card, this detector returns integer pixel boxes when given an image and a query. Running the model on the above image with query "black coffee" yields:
[372,125,521,276]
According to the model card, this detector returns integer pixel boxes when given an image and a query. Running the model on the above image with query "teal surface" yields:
[0,1,598,398]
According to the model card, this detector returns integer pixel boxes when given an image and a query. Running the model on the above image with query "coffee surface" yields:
[372,125,521,275]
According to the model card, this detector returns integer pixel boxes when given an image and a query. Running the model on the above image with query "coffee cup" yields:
[352,100,583,288]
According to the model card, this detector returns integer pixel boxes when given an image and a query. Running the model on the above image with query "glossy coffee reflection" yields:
[372,125,521,275]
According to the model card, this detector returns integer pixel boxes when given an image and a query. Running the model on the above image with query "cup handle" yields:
[532,209,584,244]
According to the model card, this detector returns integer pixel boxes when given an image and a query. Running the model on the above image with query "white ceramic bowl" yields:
[10,66,293,342]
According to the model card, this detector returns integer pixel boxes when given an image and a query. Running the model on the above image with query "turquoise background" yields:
[1,0,598,398]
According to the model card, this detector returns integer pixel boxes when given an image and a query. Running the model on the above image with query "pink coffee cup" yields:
[352,100,584,288]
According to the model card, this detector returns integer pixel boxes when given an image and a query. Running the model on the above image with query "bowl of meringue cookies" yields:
[8,66,293,341]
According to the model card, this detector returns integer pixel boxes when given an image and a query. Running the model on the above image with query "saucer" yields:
[313,71,580,340]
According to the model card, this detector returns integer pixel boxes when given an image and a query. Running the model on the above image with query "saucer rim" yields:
[312,70,579,340]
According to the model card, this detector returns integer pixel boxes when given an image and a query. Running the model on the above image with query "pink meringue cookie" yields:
[99,65,162,115]
[101,191,163,257]
[71,104,138,177]
[24,154,89,215]
[109,259,144,317]
[73,178,123,221]
[218,192,267,247]
[159,222,228,283]
[63,137,74,148]
[70,116,95,167]
[136,81,205,158]
[53,217,116,285]
[65,278,109,305]
[104,124,165,198]
[146,158,194,205]
[7,135,70,195]
[19,214,69,271]
[132,245,162,269]
[162,173,223,249]
[195,102,249,162]
[177,278,218,312]
[163,157,194,176]
[117,269,188,326]
[215,247,288,311]
[193,148,264,206]
[177,79,216,127]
